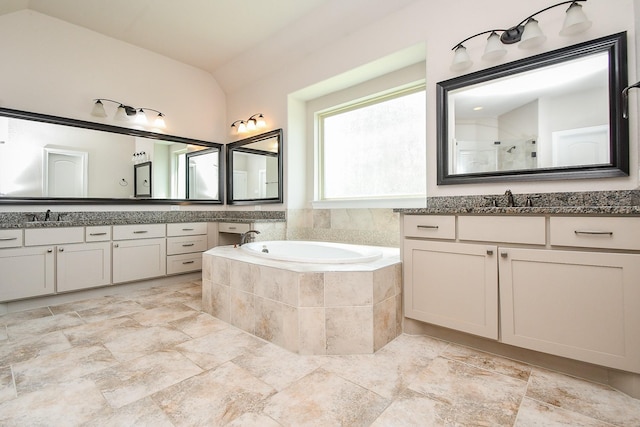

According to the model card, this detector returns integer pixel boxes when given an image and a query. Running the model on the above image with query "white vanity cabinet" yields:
[166,222,208,275]
[0,246,55,301]
[402,214,640,373]
[112,224,166,284]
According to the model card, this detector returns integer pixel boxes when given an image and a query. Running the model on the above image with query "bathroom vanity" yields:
[0,211,285,305]
[399,191,640,398]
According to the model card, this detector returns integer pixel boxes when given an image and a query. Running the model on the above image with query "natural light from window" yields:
[318,86,426,203]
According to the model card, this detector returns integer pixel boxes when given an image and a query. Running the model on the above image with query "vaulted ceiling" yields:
[0,0,417,93]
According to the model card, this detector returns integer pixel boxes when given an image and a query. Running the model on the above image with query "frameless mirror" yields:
[226,129,283,205]
[437,32,628,184]
[134,161,152,198]
[0,108,223,204]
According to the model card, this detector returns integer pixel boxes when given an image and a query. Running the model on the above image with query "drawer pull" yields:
[0,237,18,241]
[181,243,195,247]
[228,226,237,230]
[182,260,195,265]
[133,230,148,234]
[574,230,614,236]
[89,232,107,236]
[182,228,194,231]
[417,225,439,230]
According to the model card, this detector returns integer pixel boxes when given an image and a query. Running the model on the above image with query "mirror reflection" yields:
[0,108,223,203]
[437,32,628,184]
[134,161,152,198]
[186,148,221,200]
[227,129,283,205]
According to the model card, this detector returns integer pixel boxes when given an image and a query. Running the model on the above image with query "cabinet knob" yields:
[486,249,494,256]
[59,248,64,252]
[500,251,508,258]
[47,248,53,253]
[114,243,119,248]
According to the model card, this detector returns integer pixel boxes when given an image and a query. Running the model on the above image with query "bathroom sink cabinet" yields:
[402,214,640,374]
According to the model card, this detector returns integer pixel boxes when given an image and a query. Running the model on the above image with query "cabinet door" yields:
[403,240,498,339]
[57,242,111,292]
[499,248,640,373]
[112,238,166,284]
[0,247,54,302]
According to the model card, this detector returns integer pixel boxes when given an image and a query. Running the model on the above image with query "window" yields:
[317,85,426,204]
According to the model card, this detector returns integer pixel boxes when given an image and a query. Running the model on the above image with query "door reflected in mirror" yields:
[227,129,283,205]
[437,33,628,184]
[186,147,221,200]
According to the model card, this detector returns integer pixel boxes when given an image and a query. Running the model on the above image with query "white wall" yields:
[227,0,638,202]
[0,10,227,212]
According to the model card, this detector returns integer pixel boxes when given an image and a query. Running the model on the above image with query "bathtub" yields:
[240,240,383,264]
[202,241,402,355]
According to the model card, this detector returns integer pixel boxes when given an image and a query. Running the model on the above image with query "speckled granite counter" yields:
[0,210,286,229]
[396,190,640,216]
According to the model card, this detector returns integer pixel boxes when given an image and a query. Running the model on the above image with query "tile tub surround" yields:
[202,245,402,355]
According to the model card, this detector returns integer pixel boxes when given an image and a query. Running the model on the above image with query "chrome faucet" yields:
[240,230,260,246]
[44,209,51,221]
[504,190,516,207]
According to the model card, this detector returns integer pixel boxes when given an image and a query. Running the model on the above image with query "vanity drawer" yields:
[550,217,640,250]
[458,216,546,245]
[24,227,84,246]
[112,224,165,240]
[167,222,207,237]
[167,235,208,255]
[86,226,111,242]
[167,253,202,274]
[0,230,23,248]
[218,222,250,234]
[403,215,455,240]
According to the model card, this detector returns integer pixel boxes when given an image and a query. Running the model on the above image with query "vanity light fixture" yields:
[91,99,166,128]
[450,0,592,72]
[230,113,266,134]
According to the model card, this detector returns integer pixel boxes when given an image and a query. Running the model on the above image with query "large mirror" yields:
[0,108,223,204]
[226,129,283,205]
[437,32,628,184]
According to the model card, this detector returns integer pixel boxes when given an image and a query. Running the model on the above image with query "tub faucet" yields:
[504,190,516,207]
[240,230,260,246]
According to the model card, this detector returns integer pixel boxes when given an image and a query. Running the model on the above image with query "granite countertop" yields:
[395,190,640,216]
[0,211,286,230]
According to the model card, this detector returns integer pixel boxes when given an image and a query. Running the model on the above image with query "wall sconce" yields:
[91,98,166,129]
[230,113,266,134]
[450,0,592,72]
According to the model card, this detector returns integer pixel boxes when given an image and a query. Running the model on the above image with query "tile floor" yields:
[1,279,639,426]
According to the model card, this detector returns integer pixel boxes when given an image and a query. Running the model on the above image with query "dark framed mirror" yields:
[186,147,223,200]
[134,161,152,198]
[226,129,283,205]
[437,32,628,185]
[0,107,224,204]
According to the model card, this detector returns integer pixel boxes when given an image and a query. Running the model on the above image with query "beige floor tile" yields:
[225,412,282,427]
[168,311,230,338]
[0,325,6,341]
[263,368,389,426]
[233,342,324,391]
[129,302,197,326]
[408,356,527,426]
[61,316,143,346]
[442,343,532,381]
[0,330,71,366]
[102,325,191,362]
[370,389,446,426]
[515,397,615,426]
[0,377,109,425]
[527,368,640,426]
[153,361,275,426]
[0,366,16,404]
[0,306,53,326]
[83,396,174,427]
[76,300,146,323]
[6,312,84,338]
[90,349,203,409]
[13,344,117,394]
[175,327,266,370]
[49,295,118,315]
